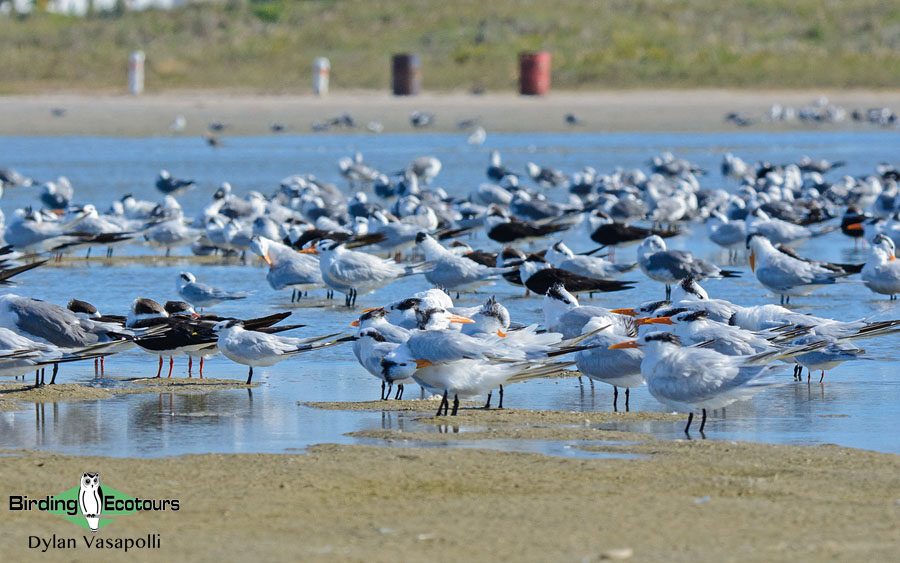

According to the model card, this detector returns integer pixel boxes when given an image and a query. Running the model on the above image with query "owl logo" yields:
[78,472,103,533]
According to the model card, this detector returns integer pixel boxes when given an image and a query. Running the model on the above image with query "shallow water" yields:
[1,131,900,457]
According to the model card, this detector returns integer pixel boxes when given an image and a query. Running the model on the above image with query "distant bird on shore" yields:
[50,108,67,117]
[208,122,229,132]
[169,115,186,133]
[410,111,434,128]
[204,134,222,148]
[565,114,583,126]
[270,123,287,133]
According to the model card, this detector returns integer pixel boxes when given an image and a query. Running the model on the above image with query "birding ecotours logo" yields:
[8,472,181,532]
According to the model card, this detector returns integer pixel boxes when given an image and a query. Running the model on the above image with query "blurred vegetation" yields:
[2,0,900,93]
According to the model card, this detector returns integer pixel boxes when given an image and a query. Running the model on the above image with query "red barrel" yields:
[392,54,421,96]
[519,52,551,96]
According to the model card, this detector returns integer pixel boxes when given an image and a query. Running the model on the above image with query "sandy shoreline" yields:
[2,404,899,562]
[3,89,900,136]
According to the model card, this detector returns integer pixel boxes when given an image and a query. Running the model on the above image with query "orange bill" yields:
[496,330,507,338]
[360,307,378,313]
[415,359,434,368]
[298,247,318,255]
[635,316,674,326]
[448,314,475,324]
[749,251,756,272]
[845,222,864,231]
[610,308,637,317]
[891,254,897,262]
[349,319,360,327]
[608,340,641,349]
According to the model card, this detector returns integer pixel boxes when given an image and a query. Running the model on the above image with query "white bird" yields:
[143,219,201,256]
[467,127,486,146]
[177,272,251,310]
[545,240,636,279]
[747,233,845,304]
[251,235,324,302]
[302,239,427,307]
[415,232,507,295]
[349,308,414,399]
[861,234,900,299]
[574,319,644,411]
[638,235,739,299]
[542,283,636,339]
[610,332,798,433]
[213,320,343,384]
[381,308,570,414]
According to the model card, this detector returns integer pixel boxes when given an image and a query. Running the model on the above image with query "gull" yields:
[545,240,637,279]
[250,235,324,302]
[747,233,846,304]
[415,232,509,295]
[301,239,428,307]
[155,170,195,196]
[637,235,739,299]
[40,176,74,210]
[705,211,747,259]
[486,151,517,182]
[861,234,900,299]
[525,162,567,188]
[610,332,805,433]
[4,207,89,254]
[177,272,252,310]
[213,320,344,384]
[746,208,825,246]
[406,156,442,184]
[143,219,202,257]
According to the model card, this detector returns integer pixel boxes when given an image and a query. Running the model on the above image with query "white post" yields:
[312,57,330,96]
[128,50,145,96]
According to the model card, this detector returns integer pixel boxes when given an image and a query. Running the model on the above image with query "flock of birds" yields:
[726,96,900,128]
[4,145,900,435]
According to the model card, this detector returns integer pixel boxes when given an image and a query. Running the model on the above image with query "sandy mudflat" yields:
[2,436,899,563]
[3,89,900,136]
[0,378,257,410]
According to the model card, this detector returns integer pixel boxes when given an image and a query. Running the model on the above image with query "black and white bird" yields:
[155,170,195,195]
[638,235,739,299]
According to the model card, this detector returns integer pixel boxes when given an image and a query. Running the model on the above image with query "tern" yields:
[213,320,345,384]
[861,234,900,299]
[301,239,428,307]
[177,272,251,310]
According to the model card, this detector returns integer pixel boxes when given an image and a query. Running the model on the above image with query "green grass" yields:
[2,0,900,93]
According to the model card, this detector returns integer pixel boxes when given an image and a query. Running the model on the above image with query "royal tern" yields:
[177,272,251,309]
[574,319,644,411]
[251,235,324,301]
[610,332,802,433]
[861,234,900,299]
[302,239,428,307]
[213,320,345,384]
[545,241,637,279]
